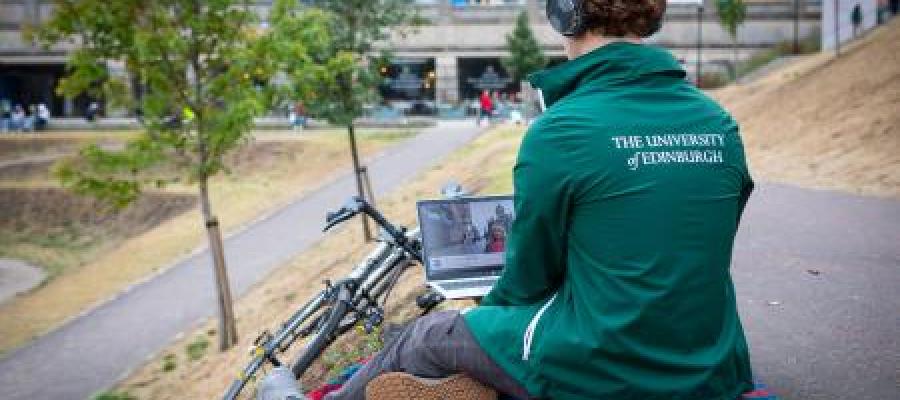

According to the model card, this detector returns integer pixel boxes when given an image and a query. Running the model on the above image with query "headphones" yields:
[547,0,586,37]
[547,0,665,38]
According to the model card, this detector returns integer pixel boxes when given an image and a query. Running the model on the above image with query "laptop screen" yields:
[416,195,514,281]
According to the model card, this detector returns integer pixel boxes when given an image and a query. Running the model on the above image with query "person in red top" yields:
[484,224,506,253]
[478,90,493,126]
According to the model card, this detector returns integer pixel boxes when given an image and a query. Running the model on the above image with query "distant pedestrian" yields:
[10,105,26,132]
[23,105,37,132]
[852,4,863,37]
[478,89,493,126]
[290,101,307,131]
[0,100,10,133]
[85,101,99,122]
[36,103,50,131]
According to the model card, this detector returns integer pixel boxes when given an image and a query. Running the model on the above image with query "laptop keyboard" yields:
[440,278,498,291]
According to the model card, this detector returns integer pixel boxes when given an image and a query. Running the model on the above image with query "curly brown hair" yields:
[582,0,667,38]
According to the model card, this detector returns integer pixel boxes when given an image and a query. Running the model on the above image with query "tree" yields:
[276,0,422,240]
[33,0,330,350]
[716,0,747,78]
[503,11,546,84]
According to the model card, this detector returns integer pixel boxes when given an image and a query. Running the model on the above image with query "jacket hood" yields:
[528,42,685,108]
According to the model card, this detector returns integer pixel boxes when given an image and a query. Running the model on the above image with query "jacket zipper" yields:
[522,293,558,361]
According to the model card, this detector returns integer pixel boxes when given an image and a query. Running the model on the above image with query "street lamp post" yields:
[697,5,704,85]
[794,0,801,54]
[835,0,841,55]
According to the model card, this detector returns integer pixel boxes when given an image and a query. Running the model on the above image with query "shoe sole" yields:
[365,372,497,400]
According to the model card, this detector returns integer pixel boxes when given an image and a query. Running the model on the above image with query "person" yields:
[484,224,506,253]
[852,3,863,37]
[290,101,307,130]
[85,101,99,122]
[477,89,493,126]
[261,1,755,399]
[489,204,512,234]
[22,104,37,132]
[36,103,50,131]
[10,105,26,132]
[0,100,10,133]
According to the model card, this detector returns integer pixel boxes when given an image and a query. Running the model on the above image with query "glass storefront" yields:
[457,58,517,101]
[0,64,96,117]
[378,57,437,115]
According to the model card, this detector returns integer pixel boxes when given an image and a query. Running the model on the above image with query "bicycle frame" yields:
[222,226,421,400]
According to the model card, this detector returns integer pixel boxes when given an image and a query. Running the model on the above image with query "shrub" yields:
[186,336,210,361]
[92,391,137,400]
[698,72,729,89]
[161,353,177,372]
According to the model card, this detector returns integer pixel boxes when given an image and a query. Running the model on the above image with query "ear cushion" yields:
[547,0,584,37]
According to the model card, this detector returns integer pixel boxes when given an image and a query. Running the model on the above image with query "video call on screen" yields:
[420,199,515,270]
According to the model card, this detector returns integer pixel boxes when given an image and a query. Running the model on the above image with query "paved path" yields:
[0,120,487,400]
[0,259,46,305]
[733,184,900,400]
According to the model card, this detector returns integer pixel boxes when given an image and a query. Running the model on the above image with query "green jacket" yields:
[463,43,754,400]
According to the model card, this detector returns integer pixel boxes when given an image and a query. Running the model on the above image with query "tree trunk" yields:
[199,177,238,351]
[732,36,739,80]
[347,123,373,241]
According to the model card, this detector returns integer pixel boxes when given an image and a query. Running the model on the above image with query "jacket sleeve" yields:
[729,118,754,226]
[737,178,754,225]
[481,121,573,307]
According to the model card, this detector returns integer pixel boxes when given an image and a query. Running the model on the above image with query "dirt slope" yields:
[712,19,900,198]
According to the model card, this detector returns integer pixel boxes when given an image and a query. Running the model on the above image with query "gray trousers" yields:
[324,310,531,400]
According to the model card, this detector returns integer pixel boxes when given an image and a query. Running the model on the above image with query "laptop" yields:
[416,195,514,299]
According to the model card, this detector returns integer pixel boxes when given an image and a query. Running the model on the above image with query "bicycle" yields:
[222,196,446,400]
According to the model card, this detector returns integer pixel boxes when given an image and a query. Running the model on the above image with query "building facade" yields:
[0,0,823,117]
[397,0,822,106]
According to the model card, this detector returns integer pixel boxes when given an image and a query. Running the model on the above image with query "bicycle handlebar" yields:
[323,196,422,263]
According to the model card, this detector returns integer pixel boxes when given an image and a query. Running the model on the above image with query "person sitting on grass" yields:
[261,1,755,399]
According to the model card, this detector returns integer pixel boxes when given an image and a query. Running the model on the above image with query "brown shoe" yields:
[365,372,497,400]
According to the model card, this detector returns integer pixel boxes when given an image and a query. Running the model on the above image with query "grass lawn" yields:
[0,128,417,354]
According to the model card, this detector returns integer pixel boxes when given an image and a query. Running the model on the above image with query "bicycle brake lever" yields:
[323,197,367,232]
[323,209,354,232]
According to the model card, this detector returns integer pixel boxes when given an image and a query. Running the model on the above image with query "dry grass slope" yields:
[713,19,900,198]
